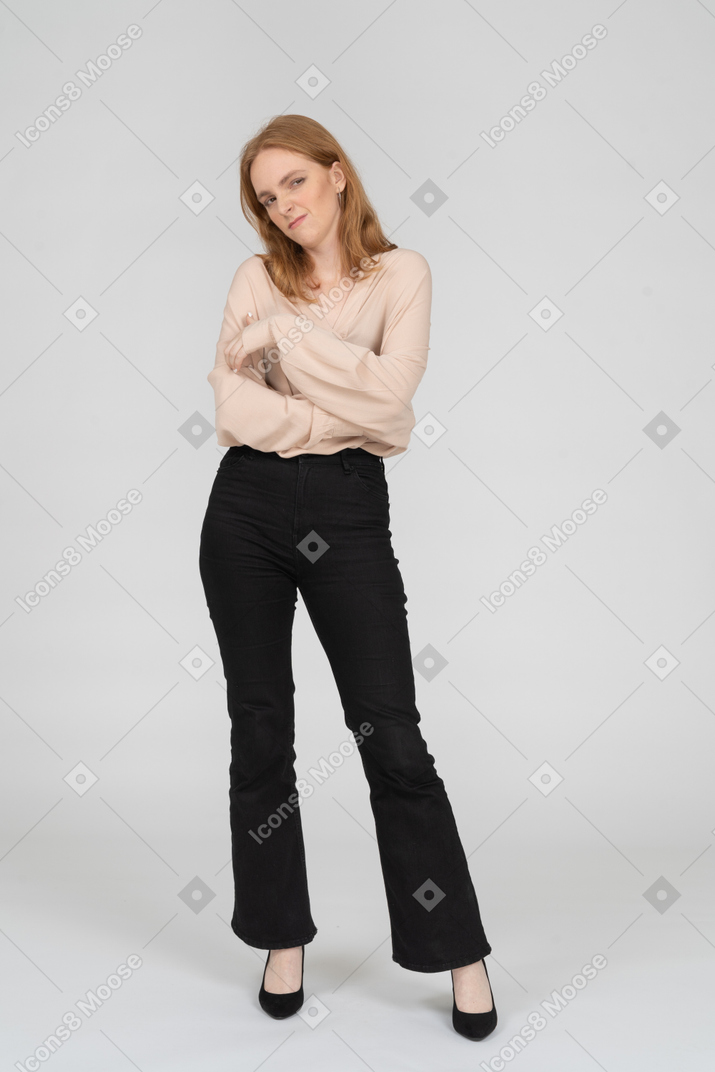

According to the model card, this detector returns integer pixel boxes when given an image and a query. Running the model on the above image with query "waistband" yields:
[224,445,384,469]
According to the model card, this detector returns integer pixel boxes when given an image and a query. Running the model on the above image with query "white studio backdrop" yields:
[1,2,714,1070]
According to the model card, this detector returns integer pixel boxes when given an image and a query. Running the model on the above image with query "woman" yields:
[199,115,497,1041]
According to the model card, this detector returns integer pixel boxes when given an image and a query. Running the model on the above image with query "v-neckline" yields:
[259,256,383,336]
[303,288,344,331]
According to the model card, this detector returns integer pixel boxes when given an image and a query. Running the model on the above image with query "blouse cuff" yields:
[331,416,366,437]
[240,315,276,355]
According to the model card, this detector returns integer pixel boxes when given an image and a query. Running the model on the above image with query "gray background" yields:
[1,1,714,1069]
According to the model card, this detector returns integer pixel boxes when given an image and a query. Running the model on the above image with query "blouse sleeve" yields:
[207,260,364,451]
[239,252,432,451]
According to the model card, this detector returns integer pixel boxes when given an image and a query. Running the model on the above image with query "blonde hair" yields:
[238,114,397,304]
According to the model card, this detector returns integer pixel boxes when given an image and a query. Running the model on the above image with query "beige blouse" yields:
[207,246,432,458]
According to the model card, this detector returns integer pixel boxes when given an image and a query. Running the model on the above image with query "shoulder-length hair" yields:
[238,114,397,305]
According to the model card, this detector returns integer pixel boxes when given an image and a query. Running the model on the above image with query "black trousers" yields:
[198,444,492,972]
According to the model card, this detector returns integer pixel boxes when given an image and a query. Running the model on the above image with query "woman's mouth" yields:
[289,214,307,229]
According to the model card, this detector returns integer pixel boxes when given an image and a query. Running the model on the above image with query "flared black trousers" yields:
[198,444,492,972]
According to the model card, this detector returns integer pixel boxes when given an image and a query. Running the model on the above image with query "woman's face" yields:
[251,147,344,249]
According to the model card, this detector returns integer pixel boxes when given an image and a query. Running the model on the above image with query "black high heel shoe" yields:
[258,946,305,1019]
[451,958,497,1040]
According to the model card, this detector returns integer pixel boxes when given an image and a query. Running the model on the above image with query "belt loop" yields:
[339,449,352,473]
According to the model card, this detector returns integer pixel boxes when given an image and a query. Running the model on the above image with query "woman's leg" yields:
[295,450,492,972]
[198,447,317,950]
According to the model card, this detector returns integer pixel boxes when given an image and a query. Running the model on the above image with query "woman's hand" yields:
[224,312,254,372]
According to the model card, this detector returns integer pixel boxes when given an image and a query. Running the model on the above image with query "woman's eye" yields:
[265,178,304,207]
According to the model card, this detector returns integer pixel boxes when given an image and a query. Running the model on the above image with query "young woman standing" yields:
[199,114,497,1041]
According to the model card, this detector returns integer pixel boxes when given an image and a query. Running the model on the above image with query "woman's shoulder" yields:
[377,246,430,278]
[225,255,273,302]
[231,253,269,282]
